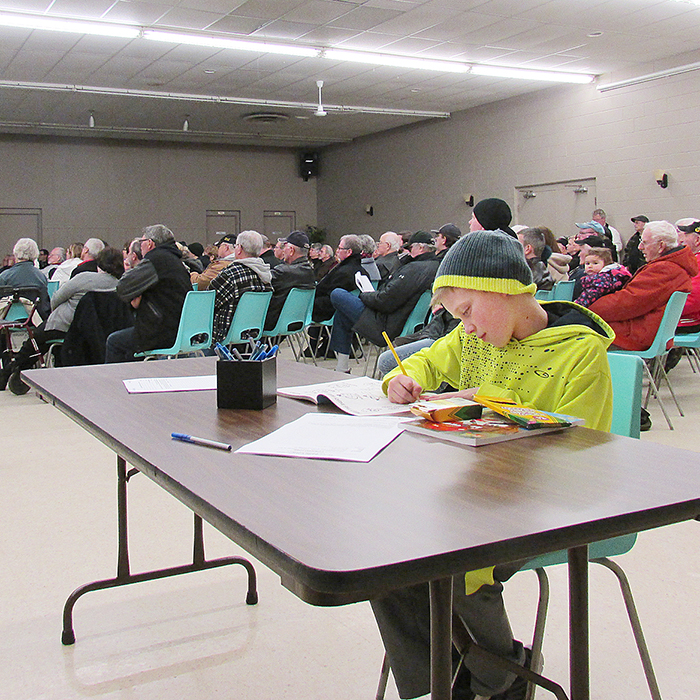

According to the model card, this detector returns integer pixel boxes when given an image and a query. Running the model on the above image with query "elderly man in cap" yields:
[190,233,238,290]
[469,198,517,237]
[264,230,315,331]
[622,215,649,274]
[329,231,439,373]
[433,223,461,261]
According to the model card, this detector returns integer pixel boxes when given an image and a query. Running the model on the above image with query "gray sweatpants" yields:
[370,568,525,698]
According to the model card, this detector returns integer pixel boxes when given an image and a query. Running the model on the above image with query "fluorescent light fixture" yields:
[0,12,140,38]
[597,61,700,91]
[144,30,319,58]
[324,48,469,74]
[469,64,595,84]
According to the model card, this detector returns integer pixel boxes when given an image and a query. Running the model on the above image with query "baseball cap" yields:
[282,230,310,249]
[631,215,649,223]
[575,221,605,236]
[409,230,435,246]
[577,235,605,248]
[432,223,461,243]
[678,220,700,234]
[216,234,237,246]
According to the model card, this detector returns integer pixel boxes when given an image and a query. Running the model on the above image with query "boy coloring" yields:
[573,246,632,308]
[374,231,613,700]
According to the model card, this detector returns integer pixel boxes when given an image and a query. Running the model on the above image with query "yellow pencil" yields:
[382,331,408,376]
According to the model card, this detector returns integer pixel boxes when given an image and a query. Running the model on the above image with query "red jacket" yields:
[678,250,700,328]
[590,245,697,350]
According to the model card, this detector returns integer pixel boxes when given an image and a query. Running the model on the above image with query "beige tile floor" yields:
[1,350,699,700]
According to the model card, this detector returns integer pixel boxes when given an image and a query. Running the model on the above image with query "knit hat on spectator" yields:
[473,198,516,237]
[433,230,536,296]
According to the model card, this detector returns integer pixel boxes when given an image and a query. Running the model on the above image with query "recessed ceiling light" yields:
[587,31,603,37]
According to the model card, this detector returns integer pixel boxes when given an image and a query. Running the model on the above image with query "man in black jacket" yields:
[264,230,315,331]
[329,231,439,373]
[105,224,191,362]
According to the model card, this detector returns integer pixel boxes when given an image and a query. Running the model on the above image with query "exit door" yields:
[515,179,597,240]
[205,210,241,246]
[263,211,296,239]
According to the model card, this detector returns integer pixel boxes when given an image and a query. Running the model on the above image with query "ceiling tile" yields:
[380,36,444,53]
[154,7,228,30]
[233,0,308,21]
[0,1,53,11]
[47,0,116,17]
[413,11,502,41]
[329,6,404,31]
[102,1,172,25]
[281,0,354,24]
[177,0,249,12]
[206,15,265,34]
[297,26,361,45]
[250,19,320,40]
[334,30,406,50]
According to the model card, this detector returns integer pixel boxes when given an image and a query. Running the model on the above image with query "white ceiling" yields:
[1,0,700,148]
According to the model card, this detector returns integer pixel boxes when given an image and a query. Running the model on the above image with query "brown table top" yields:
[24,357,700,605]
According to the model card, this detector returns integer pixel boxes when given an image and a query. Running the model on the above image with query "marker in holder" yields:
[216,356,277,410]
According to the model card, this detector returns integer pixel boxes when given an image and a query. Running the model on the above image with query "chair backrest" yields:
[222,290,273,345]
[399,290,432,337]
[645,291,689,356]
[608,353,644,439]
[521,350,643,568]
[552,280,575,301]
[47,280,60,299]
[0,288,40,323]
[142,290,215,356]
[535,289,553,301]
[263,287,316,337]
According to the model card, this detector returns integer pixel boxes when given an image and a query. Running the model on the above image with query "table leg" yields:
[61,454,258,645]
[568,544,589,700]
[430,576,453,700]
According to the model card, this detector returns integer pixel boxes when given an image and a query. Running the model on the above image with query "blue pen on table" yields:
[171,433,232,451]
[262,344,278,359]
[250,343,268,361]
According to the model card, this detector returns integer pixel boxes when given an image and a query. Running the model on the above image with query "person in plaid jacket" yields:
[209,230,272,344]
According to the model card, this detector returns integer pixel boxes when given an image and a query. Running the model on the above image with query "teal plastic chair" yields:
[535,280,575,302]
[136,290,215,360]
[363,289,433,377]
[221,290,272,347]
[376,354,661,700]
[672,329,700,372]
[47,280,60,299]
[609,290,689,430]
[262,287,315,362]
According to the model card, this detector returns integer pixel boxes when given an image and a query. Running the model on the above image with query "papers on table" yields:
[123,375,217,394]
[236,413,405,462]
[277,375,411,416]
[355,270,375,293]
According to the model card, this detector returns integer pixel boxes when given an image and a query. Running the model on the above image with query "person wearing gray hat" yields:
[263,230,315,331]
[432,223,461,261]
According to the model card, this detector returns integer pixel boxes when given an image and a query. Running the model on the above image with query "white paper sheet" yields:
[355,270,375,292]
[123,375,217,394]
[235,413,405,462]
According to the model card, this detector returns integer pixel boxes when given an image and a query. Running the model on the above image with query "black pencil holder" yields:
[216,357,277,410]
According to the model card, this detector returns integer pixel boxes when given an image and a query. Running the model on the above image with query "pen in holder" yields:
[216,356,277,410]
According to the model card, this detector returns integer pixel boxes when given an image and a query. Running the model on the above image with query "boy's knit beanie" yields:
[473,198,514,232]
[432,230,536,295]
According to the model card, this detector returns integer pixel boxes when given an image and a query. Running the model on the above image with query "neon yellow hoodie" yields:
[382,301,614,431]
[382,301,615,593]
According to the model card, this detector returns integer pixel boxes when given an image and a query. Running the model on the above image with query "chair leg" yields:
[642,359,674,430]
[655,356,683,417]
[591,557,662,700]
[525,568,550,700]
[375,653,391,700]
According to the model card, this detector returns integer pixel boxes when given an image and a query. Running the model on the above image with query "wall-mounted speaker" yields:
[300,152,319,181]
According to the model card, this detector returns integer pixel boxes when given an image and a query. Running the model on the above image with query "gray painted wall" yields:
[318,72,700,246]
[0,136,317,252]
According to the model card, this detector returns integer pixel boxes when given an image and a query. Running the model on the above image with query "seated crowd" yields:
[2,200,700,700]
